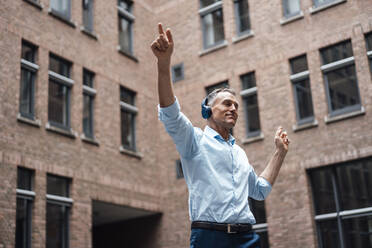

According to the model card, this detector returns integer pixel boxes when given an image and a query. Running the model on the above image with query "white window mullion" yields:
[199,1,223,16]
[48,71,74,87]
[320,56,354,73]
[290,70,309,82]
[21,59,39,72]
[120,101,138,114]
[240,87,257,97]
[117,7,135,21]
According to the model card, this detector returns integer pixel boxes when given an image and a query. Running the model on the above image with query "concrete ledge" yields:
[199,40,228,57]
[117,47,139,62]
[242,133,264,145]
[23,0,43,10]
[310,0,347,14]
[81,134,99,146]
[325,107,365,124]
[80,27,98,40]
[120,146,143,159]
[293,119,318,132]
[232,31,254,44]
[17,114,41,128]
[46,122,77,139]
[280,12,304,25]
[48,9,76,28]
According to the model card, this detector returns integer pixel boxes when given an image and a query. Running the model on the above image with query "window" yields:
[199,0,225,49]
[120,86,138,151]
[320,40,361,117]
[50,0,71,19]
[313,0,338,8]
[365,32,372,74]
[233,0,251,36]
[46,174,72,248]
[118,0,135,55]
[205,81,229,95]
[171,63,184,83]
[16,168,35,248]
[48,54,73,130]
[249,198,270,248]
[289,55,315,125]
[82,69,96,139]
[240,72,261,137]
[82,0,94,32]
[20,41,39,120]
[308,157,372,248]
[282,0,301,18]
[175,159,184,179]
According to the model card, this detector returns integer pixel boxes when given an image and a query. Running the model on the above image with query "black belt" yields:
[191,221,252,234]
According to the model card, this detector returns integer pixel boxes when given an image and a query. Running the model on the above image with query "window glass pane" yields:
[241,72,256,90]
[294,79,314,120]
[83,0,94,32]
[17,168,33,190]
[16,198,32,248]
[51,0,70,18]
[47,175,69,197]
[317,219,341,248]
[342,215,372,248]
[120,87,135,105]
[49,55,71,77]
[335,160,372,211]
[83,94,93,138]
[205,81,229,95]
[21,42,36,63]
[326,65,360,111]
[20,69,34,117]
[366,33,372,51]
[46,203,68,248]
[314,0,337,7]
[249,198,266,224]
[83,69,94,87]
[244,94,261,134]
[283,0,300,17]
[309,168,337,214]
[121,110,134,149]
[118,17,132,53]
[235,0,250,33]
[290,55,308,74]
[48,80,69,126]
[200,0,220,8]
[320,40,353,65]
[202,9,225,48]
[118,0,132,12]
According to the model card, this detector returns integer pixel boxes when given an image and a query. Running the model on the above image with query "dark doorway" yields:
[92,200,161,248]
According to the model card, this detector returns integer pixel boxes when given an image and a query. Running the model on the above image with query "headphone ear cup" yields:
[201,98,212,119]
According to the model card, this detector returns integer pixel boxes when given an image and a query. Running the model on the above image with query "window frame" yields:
[119,87,138,152]
[282,0,301,18]
[50,0,71,20]
[82,0,94,32]
[233,0,252,37]
[313,0,338,8]
[308,158,372,248]
[16,167,35,248]
[171,63,185,83]
[199,1,225,50]
[117,0,135,55]
[47,54,74,131]
[319,41,362,118]
[289,55,315,125]
[82,69,96,139]
[240,72,261,138]
[46,174,73,248]
[365,32,372,75]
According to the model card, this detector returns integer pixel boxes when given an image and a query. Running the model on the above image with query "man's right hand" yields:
[151,23,174,62]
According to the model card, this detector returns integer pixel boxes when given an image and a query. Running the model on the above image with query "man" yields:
[151,23,290,248]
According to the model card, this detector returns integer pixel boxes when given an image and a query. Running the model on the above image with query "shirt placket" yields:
[229,141,238,220]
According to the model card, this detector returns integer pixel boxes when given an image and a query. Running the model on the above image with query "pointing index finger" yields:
[158,23,164,34]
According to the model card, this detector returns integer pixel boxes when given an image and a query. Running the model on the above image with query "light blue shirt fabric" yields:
[158,98,272,224]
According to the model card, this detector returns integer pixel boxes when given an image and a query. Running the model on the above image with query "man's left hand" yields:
[275,126,290,153]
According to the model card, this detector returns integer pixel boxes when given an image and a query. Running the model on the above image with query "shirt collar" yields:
[204,125,235,145]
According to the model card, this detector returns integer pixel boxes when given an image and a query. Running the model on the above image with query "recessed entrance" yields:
[92,200,161,248]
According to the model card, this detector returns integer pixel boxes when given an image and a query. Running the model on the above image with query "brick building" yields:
[0,0,371,247]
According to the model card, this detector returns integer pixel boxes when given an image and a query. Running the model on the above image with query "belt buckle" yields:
[227,224,237,234]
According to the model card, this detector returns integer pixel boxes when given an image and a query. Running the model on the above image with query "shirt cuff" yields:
[158,97,180,121]
[258,177,272,198]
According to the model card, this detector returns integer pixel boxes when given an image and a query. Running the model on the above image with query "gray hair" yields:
[207,87,236,106]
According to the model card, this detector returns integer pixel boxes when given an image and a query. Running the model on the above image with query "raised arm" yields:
[150,23,175,107]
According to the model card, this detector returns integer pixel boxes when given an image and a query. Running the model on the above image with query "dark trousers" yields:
[190,228,260,248]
